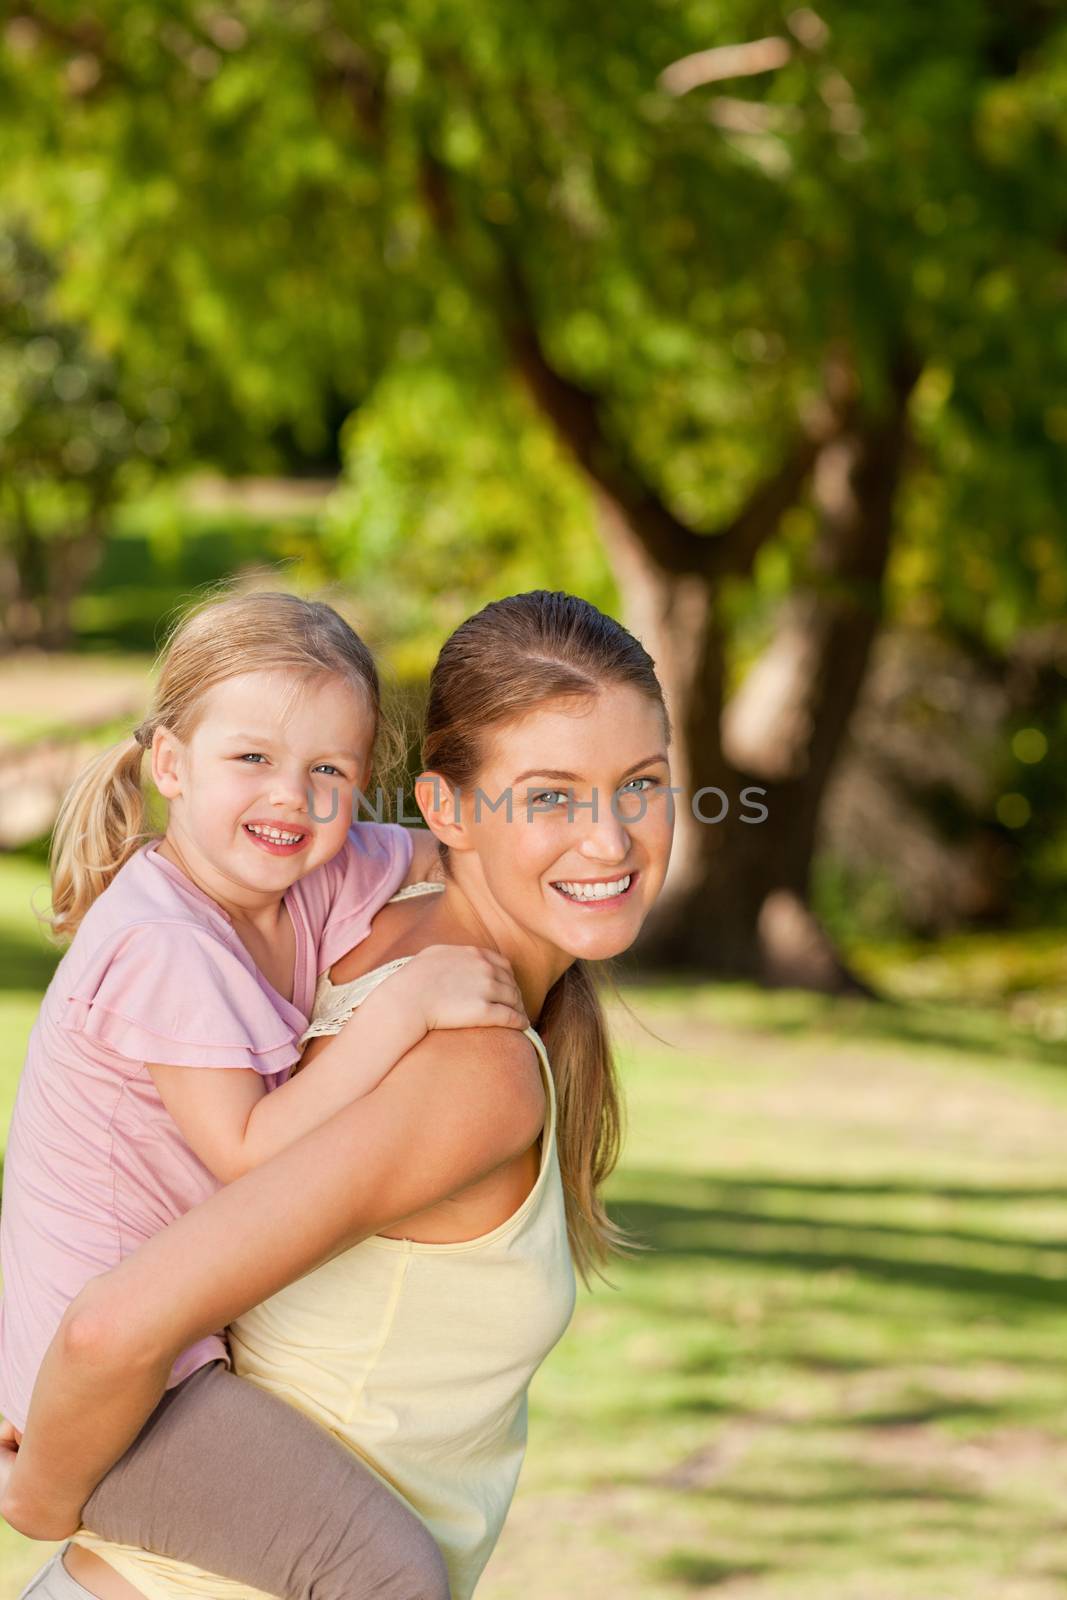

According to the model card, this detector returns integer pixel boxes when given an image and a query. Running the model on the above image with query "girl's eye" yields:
[620,776,658,793]
[238,755,346,778]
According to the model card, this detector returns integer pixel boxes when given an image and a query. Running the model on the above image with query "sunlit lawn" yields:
[1,849,1065,1598]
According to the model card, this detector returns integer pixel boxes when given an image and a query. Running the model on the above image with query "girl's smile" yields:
[242,820,312,857]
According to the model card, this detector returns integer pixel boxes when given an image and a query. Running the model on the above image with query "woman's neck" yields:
[414,861,575,1023]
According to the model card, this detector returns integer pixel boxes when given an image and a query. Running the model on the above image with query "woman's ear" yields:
[414,770,474,853]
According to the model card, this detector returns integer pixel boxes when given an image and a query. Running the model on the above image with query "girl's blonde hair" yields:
[421,590,671,1285]
[47,587,391,944]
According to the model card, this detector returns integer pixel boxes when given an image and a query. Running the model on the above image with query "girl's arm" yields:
[2,1022,544,1540]
[401,827,443,885]
[150,943,526,1182]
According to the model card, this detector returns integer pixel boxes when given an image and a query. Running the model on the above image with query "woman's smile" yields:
[548,869,639,909]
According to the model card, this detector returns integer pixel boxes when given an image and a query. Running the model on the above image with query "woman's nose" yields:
[578,805,631,863]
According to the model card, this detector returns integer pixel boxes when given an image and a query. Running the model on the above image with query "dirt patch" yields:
[0,652,151,846]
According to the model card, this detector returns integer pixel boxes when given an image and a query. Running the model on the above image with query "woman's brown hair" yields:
[47,586,390,944]
[421,590,671,1285]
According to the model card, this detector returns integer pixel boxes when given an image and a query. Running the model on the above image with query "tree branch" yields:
[506,264,834,582]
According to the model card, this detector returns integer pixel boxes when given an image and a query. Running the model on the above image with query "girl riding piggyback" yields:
[0,588,526,1600]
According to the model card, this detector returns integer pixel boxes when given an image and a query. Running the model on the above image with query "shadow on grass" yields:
[617,971,1067,1071]
[775,1001,1067,1073]
[608,1170,1067,1307]
[643,1175,1067,1204]
[662,1392,1009,1433]
[655,1551,768,1589]
[713,1481,983,1508]
[0,927,60,993]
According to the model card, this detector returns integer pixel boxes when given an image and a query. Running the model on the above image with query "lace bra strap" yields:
[386,881,447,905]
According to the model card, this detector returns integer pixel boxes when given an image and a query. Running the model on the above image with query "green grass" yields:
[0,855,62,1592]
[483,975,1067,1598]
[0,850,1064,1597]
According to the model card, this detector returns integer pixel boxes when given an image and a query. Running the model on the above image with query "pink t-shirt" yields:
[0,822,413,1430]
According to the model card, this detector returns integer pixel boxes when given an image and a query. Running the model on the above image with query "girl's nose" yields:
[268,769,307,810]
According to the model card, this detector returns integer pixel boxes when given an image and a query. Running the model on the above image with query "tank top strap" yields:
[521,1025,555,1131]
[386,881,447,905]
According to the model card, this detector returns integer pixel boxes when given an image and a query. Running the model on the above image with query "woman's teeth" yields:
[553,874,632,903]
[245,824,305,845]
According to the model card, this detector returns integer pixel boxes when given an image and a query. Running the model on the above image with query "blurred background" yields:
[1,2,1066,1595]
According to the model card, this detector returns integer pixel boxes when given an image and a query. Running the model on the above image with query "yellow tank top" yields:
[74,940,577,1600]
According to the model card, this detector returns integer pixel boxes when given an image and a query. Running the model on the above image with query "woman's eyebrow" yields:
[512,753,669,784]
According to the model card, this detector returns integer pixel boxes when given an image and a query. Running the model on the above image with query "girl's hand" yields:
[400,945,529,1034]
[0,1423,17,1510]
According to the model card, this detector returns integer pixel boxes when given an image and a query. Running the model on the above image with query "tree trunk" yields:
[0,491,109,651]
[40,510,109,650]
[509,294,919,990]
[615,361,918,989]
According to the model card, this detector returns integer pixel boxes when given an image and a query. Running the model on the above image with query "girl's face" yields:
[154,669,373,899]
[440,684,674,966]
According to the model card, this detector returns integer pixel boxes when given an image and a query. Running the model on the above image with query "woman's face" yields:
[451,684,674,964]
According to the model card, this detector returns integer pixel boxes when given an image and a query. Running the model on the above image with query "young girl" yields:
[0,587,527,1600]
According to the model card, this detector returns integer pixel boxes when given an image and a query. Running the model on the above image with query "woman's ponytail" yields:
[538,960,643,1285]
[45,731,155,944]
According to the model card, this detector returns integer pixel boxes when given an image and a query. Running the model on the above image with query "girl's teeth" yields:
[246,824,303,844]
[554,875,631,902]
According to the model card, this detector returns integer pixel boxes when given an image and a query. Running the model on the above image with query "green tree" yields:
[0,228,172,648]
[3,1,1064,981]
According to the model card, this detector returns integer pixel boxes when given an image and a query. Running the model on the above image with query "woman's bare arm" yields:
[2,1023,543,1539]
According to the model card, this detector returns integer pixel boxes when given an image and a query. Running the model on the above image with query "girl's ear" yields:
[414,770,473,853]
[151,727,184,801]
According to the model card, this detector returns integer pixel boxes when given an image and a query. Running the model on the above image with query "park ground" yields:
[0,852,1065,1597]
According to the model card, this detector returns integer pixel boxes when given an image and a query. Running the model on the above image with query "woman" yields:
[5,590,675,1600]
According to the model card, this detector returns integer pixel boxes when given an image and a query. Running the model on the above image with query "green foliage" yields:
[324,359,614,675]
[74,490,337,651]
[0,230,165,495]
[2,2,1065,648]
[2,1,1065,926]
[0,227,171,642]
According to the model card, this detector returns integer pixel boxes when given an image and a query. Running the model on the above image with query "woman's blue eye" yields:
[620,776,657,793]
[529,790,568,809]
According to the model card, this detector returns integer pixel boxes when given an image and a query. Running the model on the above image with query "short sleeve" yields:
[315,822,414,973]
[59,922,303,1075]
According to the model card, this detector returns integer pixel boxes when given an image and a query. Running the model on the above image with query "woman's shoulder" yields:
[403,1025,547,1162]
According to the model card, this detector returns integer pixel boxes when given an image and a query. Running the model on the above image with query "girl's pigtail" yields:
[45,731,156,945]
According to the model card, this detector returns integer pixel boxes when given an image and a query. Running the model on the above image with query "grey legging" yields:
[19,1361,448,1600]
